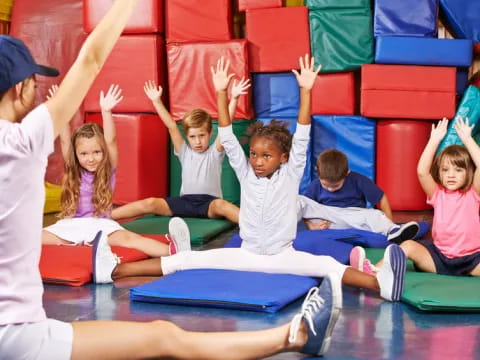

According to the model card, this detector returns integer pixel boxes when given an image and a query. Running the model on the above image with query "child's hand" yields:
[46,84,59,100]
[231,77,251,99]
[430,117,449,143]
[144,80,163,101]
[454,116,474,143]
[292,54,321,90]
[211,56,235,93]
[100,84,123,112]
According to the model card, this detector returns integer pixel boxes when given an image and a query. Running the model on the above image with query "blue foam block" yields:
[311,115,376,182]
[374,0,438,37]
[440,0,480,44]
[253,73,299,118]
[130,269,318,313]
[375,36,473,67]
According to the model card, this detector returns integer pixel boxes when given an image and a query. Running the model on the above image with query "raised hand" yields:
[454,116,474,143]
[291,54,321,90]
[231,77,251,99]
[46,84,59,100]
[430,117,449,143]
[144,80,163,102]
[100,84,123,112]
[211,56,235,93]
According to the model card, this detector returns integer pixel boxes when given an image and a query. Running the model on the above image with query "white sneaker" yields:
[376,244,406,301]
[168,217,191,255]
[92,231,120,284]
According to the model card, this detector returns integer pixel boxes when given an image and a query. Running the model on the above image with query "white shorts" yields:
[44,217,124,245]
[0,319,73,360]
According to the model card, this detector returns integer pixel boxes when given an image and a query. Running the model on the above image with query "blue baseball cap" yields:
[0,35,59,92]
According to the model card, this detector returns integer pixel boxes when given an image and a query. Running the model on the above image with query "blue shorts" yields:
[416,239,480,276]
[166,194,218,218]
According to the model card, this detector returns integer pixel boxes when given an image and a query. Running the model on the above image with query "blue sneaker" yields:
[377,244,406,301]
[289,273,342,356]
[387,221,419,244]
[92,231,120,284]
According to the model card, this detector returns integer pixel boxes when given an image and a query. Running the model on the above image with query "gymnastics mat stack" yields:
[83,0,168,204]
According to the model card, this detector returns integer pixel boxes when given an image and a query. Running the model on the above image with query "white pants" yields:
[297,195,394,235]
[162,246,348,278]
[0,319,73,360]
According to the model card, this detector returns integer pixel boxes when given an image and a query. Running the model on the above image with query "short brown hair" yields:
[316,149,349,182]
[432,145,475,192]
[182,109,212,134]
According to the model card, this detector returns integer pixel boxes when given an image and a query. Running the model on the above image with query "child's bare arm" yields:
[417,118,448,198]
[292,54,320,126]
[100,84,123,169]
[211,57,235,128]
[454,116,480,193]
[144,81,184,153]
[47,84,70,161]
[377,194,393,221]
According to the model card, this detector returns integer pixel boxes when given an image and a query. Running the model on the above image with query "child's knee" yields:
[144,197,160,212]
[400,240,416,255]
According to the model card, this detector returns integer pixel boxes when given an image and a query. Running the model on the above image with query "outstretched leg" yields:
[111,197,173,220]
[207,198,239,223]
[108,229,169,257]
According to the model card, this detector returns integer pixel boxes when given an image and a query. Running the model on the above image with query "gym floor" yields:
[43,211,480,359]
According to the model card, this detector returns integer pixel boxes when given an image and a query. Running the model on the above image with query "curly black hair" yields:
[246,120,292,156]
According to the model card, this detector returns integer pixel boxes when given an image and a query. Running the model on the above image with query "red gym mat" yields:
[361,64,456,120]
[312,72,356,115]
[238,0,282,11]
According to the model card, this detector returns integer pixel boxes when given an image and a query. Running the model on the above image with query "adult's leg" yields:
[207,199,239,223]
[111,197,173,220]
[108,230,169,257]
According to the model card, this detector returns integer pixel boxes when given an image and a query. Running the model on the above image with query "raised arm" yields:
[211,57,235,128]
[45,0,137,137]
[144,80,184,153]
[417,118,448,198]
[47,84,70,161]
[292,54,321,126]
[99,84,123,169]
[454,116,480,194]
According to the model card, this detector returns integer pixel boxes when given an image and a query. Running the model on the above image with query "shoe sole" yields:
[400,222,419,242]
[168,217,191,252]
[318,272,343,356]
[387,245,406,301]
[91,231,103,283]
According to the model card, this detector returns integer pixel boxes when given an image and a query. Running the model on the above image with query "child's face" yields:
[439,158,467,191]
[319,178,345,192]
[249,136,287,178]
[186,125,211,153]
[75,136,104,172]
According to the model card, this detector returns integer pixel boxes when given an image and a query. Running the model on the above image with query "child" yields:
[297,148,419,243]
[352,117,480,276]
[41,84,180,260]
[110,77,251,223]
[0,2,344,359]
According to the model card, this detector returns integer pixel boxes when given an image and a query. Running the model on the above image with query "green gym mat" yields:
[365,248,480,312]
[122,215,234,246]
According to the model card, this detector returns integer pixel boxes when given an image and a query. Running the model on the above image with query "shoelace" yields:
[288,287,325,343]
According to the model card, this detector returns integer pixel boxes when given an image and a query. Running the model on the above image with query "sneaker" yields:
[349,246,378,275]
[168,217,191,255]
[289,273,342,356]
[376,244,406,301]
[387,221,419,244]
[92,231,120,284]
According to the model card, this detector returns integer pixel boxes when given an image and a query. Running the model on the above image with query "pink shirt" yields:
[428,186,480,258]
[0,104,53,324]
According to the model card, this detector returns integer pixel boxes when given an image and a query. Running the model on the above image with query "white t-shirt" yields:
[176,142,224,198]
[0,104,53,325]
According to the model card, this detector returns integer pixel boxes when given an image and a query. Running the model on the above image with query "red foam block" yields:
[84,35,165,113]
[86,113,169,205]
[167,40,252,121]
[83,0,163,34]
[246,6,310,72]
[376,120,431,211]
[361,64,456,120]
[166,0,232,42]
[238,0,282,11]
[312,72,355,115]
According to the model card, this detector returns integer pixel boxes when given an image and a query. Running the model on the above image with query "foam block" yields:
[83,0,163,34]
[84,35,165,113]
[167,40,252,121]
[246,6,310,72]
[311,116,376,182]
[86,113,169,205]
[238,0,281,11]
[166,0,232,42]
[376,121,431,210]
[373,0,438,37]
[439,0,480,51]
[361,64,456,119]
[375,36,473,67]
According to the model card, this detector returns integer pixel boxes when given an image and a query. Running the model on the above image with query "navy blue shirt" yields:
[305,171,383,208]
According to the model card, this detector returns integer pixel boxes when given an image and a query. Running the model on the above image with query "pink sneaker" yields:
[349,246,377,276]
